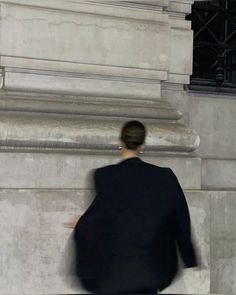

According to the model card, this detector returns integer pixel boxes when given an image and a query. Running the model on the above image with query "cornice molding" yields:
[0,0,168,22]
[0,111,200,152]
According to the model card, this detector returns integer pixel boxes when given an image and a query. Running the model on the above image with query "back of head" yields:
[120,120,146,150]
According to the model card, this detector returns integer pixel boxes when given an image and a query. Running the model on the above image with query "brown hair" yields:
[120,120,146,150]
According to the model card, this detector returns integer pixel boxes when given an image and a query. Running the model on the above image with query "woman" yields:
[65,120,198,294]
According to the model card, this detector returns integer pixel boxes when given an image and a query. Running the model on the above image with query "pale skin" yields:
[63,138,145,229]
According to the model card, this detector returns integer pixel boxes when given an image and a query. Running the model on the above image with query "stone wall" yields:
[163,83,236,294]
[0,0,235,294]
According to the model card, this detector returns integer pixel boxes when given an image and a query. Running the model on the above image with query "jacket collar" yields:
[118,156,143,165]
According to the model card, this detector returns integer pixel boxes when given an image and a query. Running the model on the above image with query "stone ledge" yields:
[0,96,182,120]
[3,70,162,99]
[0,56,168,81]
[0,112,200,153]
[94,0,169,11]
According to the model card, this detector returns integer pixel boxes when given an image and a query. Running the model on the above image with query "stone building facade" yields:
[0,0,235,294]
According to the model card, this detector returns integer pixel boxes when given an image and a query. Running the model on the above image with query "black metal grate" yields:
[186,0,236,88]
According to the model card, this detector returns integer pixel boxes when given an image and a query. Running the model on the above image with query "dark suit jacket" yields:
[74,157,198,293]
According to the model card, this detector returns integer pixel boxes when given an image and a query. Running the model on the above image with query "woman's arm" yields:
[168,168,198,268]
[64,168,101,229]
[64,215,81,229]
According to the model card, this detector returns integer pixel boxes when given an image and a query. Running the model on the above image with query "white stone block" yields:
[202,159,236,190]
[3,70,162,99]
[0,152,201,189]
[0,56,167,81]
[161,190,210,294]
[169,25,193,76]
[163,87,236,159]
[0,2,169,70]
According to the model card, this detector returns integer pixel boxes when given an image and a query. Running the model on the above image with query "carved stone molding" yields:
[0,92,181,120]
[0,0,192,85]
[0,0,200,153]
[3,67,162,99]
[0,111,200,152]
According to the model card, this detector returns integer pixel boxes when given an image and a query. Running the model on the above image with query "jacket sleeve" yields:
[168,168,198,268]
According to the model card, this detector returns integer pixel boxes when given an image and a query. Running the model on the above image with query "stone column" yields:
[0,1,205,294]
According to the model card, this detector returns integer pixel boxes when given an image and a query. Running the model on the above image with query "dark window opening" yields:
[186,0,236,89]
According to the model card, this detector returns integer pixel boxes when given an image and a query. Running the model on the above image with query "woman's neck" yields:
[121,149,139,160]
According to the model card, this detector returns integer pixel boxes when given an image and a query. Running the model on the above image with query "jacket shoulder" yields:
[95,161,175,179]
[94,164,117,176]
[141,160,172,173]
[96,161,173,171]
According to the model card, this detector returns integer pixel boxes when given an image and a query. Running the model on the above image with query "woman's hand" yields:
[64,215,81,229]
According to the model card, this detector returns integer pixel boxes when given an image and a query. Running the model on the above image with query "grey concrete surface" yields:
[0,152,201,190]
[164,86,236,159]
[163,85,236,293]
[202,159,236,190]
[210,191,236,294]
[161,191,210,294]
[0,189,88,294]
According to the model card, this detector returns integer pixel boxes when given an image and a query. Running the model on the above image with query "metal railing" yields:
[186,0,236,88]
